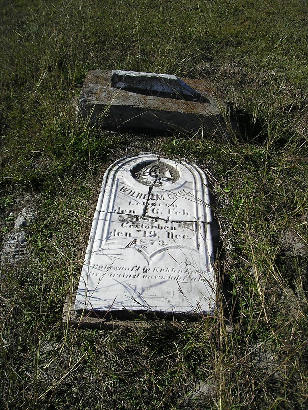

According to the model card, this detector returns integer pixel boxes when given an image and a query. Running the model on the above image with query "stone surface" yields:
[111,70,207,102]
[14,207,34,229]
[74,154,215,316]
[78,70,225,135]
[281,230,308,257]
[1,207,35,264]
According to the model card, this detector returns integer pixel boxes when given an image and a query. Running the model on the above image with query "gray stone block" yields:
[78,70,225,135]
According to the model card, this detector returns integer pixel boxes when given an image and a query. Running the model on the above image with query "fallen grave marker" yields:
[78,70,225,134]
[65,154,215,326]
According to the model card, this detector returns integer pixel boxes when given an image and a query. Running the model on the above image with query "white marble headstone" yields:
[75,154,215,315]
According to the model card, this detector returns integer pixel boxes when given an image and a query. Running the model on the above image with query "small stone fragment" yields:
[1,206,35,264]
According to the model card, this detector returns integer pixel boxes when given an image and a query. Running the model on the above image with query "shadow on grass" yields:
[229,105,268,144]
[208,189,240,324]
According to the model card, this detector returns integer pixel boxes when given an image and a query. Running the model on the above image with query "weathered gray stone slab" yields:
[74,154,215,317]
[78,70,224,135]
[111,70,206,102]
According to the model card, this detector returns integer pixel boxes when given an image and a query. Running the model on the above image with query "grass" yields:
[1,0,308,408]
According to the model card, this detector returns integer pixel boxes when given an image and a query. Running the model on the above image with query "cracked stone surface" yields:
[74,154,215,315]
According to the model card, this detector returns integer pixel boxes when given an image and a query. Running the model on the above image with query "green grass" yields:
[1,0,308,408]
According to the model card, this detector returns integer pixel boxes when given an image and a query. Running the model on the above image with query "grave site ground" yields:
[0,0,308,408]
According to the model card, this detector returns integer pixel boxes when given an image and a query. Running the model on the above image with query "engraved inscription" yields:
[119,184,207,205]
[89,263,208,283]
